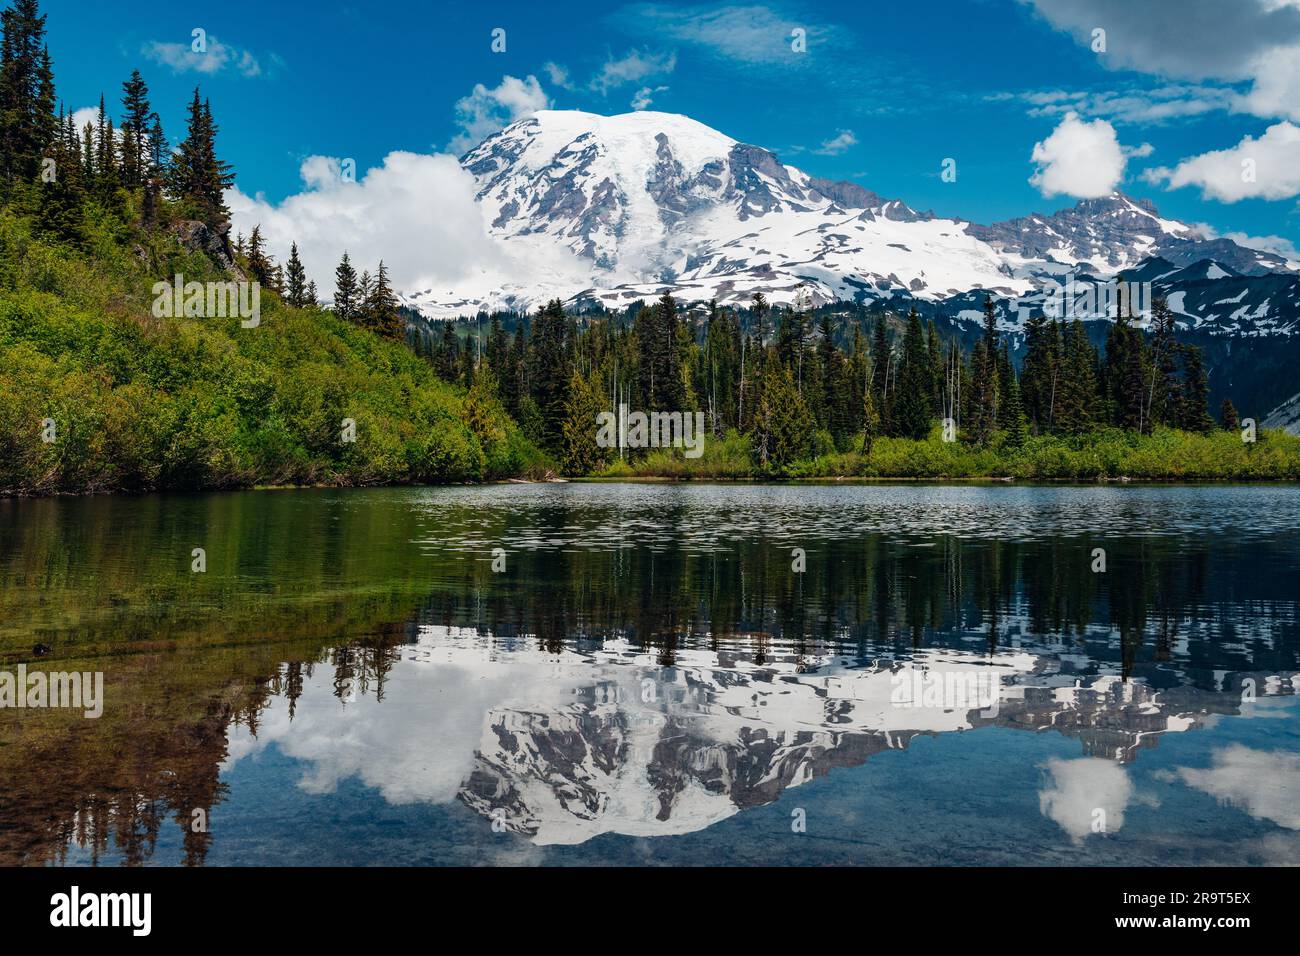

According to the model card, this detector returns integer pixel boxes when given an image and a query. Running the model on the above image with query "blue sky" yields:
[42,0,1300,256]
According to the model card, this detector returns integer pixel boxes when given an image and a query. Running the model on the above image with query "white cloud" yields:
[1176,744,1300,830]
[1003,85,1239,125]
[813,129,857,155]
[1145,121,1300,201]
[1022,0,1300,122]
[543,61,575,91]
[228,151,507,298]
[70,106,98,133]
[589,49,676,96]
[616,3,844,65]
[630,85,669,110]
[1123,142,1154,158]
[143,37,267,78]
[1038,756,1133,842]
[1029,111,1128,198]
[447,74,549,154]
[1192,221,1300,263]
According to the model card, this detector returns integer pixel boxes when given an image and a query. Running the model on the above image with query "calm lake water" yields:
[1,483,1297,866]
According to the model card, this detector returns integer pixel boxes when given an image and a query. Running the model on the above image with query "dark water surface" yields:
[1,483,1297,866]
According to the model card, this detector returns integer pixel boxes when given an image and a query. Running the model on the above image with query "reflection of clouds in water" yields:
[1176,745,1300,830]
[224,658,574,806]
[1038,757,1132,842]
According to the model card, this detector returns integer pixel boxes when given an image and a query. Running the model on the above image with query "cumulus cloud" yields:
[1021,0,1300,122]
[589,49,676,96]
[143,36,269,78]
[1144,121,1300,201]
[70,106,98,133]
[1029,111,1128,198]
[630,85,669,110]
[228,151,507,299]
[447,74,549,154]
[1038,756,1133,842]
[813,129,857,155]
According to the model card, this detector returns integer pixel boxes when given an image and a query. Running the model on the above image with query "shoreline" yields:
[4,473,1299,500]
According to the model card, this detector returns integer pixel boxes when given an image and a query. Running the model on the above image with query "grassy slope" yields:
[0,202,549,495]
[595,425,1300,481]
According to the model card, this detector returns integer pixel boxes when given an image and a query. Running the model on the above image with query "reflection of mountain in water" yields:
[412,632,1297,845]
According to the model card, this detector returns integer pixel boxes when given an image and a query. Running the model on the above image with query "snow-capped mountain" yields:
[398,109,1297,320]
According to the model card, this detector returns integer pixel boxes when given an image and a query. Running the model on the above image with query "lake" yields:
[1,483,1297,866]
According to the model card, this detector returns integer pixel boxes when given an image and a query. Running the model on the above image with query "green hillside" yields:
[0,201,548,494]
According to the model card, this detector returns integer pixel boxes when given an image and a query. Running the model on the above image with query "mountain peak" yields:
[406,109,1298,319]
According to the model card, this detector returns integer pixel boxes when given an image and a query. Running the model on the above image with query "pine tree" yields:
[285,242,307,308]
[332,251,358,320]
[1178,344,1213,433]
[893,308,932,439]
[245,225,270,283]
[119,68,149,186]
[1056,320,1100,434]
[753,363,812,467]
[367,260,401,339]
[1220,398,1239,431]
[0,0,52,182]
[1002,373,1028,449]
[561,369,606,474]
[967,296,1001,443]
[166,88,234,227]
[530,298,571,452]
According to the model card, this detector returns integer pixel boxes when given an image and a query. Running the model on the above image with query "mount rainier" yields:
[398,109,1298,322]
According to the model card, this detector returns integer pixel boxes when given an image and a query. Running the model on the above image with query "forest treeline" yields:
[401,289,1262,476]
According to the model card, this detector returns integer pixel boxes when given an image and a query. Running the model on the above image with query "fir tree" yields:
[119,68,150,185]
[1002,373,1028,449]
[1220,398,1239,431]
[0,0,51,182]
[967,297,1001,443]
[285,242,307,308]
[332,251,358,321]
[561,369,606,474]
[893,308,932,439]
[367,260,401,339]
[1178,344,1213,433]
[166,87,233,227]
[245,225,271,284]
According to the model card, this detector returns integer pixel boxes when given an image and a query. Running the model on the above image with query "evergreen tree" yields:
[166,88,233,227]
[332,251,358,321]
[1002,373,1028,449]
[245,225,270,283]
[366,260,401,339]
[285,242,307,308]
[753,363,812,467]
[0,0,51,182]
[893,308,932,439]
[1056,320,1100,434]
[119,68,149,185]
[561,369,606,474]
[967,297,1001,443]
[530,298,571,452]
[1220,398,1239,431]
[1178,344,1213,432]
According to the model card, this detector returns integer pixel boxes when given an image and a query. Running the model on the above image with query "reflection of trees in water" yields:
[3,516,1296,865]
[417,532,1298,684]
